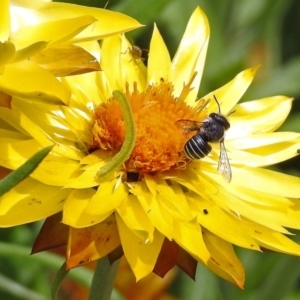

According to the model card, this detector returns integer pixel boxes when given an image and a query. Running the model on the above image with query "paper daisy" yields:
[1,7,300,288]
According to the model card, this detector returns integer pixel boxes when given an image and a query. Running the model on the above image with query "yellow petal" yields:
[23,2,143,42]
[67,214,120,268]
[119,35,147,90]
[11,41,48,64]
[0,128,26,140]
[68,8,143,43]
[64,165,102,189]
[63,188,111,228]
[11,99,84,160]
[187,193,260,250]
[203,229,245,288]
[174,221,210,264]
[85,180,128,216]
[101,35,147,93]
[60,105,92,146]
[227,132,300,149]
[215,184,293,209]
[0,139,41,169]
[171,7,209,103]
[284,200,300,230]
[228,140,300,167]
[0,177,70,226]
[11,103,53,145]
[80,150,110,166]
[116,194,154,242]
[201,167,297,233]
[230,166,300,199]
[147,24,171,85]
[0,106,29,134]
[12,0,143,40]
[62,64,103,107]
[238,219,300,256]
[100,35,122,91]
[0,0,10,41]
[172,167,218,197]
[227,96,293,139]
[11,15,97,49]
[29,44,101,76]
[116,214,164,281]
[0,41,15,67]
[31,154,80,186]
[203,66,259,115]
[0,60,70,104]
[130,182,174,240]
[143,174,157,196]
[148,178,194,221]
[203,163,300,199]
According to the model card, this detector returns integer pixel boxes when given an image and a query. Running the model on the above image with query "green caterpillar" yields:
[96,90,136,179]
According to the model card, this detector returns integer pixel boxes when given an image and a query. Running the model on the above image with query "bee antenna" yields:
[227,110,236,117]
[213,95,221,114]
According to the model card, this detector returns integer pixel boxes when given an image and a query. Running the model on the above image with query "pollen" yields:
[91,77,207,173]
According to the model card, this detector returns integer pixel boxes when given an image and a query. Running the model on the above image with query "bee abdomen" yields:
[184,134,212,160]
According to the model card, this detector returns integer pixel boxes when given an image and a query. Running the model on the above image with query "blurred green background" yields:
[1,0,300,299]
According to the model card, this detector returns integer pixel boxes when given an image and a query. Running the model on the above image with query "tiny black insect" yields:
[176,96,232,182]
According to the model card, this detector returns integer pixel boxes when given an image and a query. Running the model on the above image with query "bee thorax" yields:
[200,120,225,142]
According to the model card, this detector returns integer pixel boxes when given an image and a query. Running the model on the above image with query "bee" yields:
[176,96,232,182]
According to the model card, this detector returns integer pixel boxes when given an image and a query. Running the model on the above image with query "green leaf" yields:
[88,257,120,300]
[0,145,53,197]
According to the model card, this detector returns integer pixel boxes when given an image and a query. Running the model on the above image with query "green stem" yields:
[88,257,120,300]
[96,90,136,178]
[51,262,69,300]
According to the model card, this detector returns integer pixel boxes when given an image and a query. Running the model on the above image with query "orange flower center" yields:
[91,77,207,174]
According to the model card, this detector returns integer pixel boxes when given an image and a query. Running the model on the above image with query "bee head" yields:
[209,113,230,130]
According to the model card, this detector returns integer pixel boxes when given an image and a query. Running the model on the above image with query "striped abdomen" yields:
[184,133,212,160]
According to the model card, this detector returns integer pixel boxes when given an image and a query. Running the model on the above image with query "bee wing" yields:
[218,140,232,182]
[175,119,204,133]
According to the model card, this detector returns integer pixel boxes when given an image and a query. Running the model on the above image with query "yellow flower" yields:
[0,0,142,103]
[1,6,300,288]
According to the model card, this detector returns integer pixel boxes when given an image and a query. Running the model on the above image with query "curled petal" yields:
[117,214,165,281]
[67,214,121,269]
[227,96,293,139]
[203,229,245,288]
[32,213,68,254]
[203,66,259,114]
